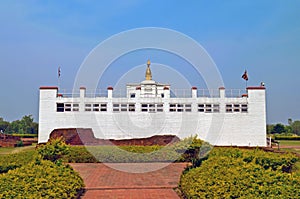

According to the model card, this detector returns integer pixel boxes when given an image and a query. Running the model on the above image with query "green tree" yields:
[291,120,300,135]
[0,118,10,133]
[20,115,38,134]
[284,125,292,135]
[272,123,285,134]
[5,115,38,134]
[5,120,20,134]
[288,118,293,126]
[266,124,275,134]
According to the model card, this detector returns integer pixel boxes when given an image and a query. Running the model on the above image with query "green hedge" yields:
[0,159,84,199]
[62,146,98,163]
[62,136,211,163]
[11,134,38,138]
[180,148,300,198]
[0,139,84,198]
[63,145,182,163]
[274,136,300,140]
[0,150,38,173]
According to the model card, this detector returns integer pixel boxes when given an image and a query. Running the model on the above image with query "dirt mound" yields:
[49,128,180,146]
[0,133,21,147]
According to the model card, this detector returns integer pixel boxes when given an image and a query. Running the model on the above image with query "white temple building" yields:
[38,60,267,146]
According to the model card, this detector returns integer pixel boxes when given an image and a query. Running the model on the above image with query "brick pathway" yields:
[70,163,188,199]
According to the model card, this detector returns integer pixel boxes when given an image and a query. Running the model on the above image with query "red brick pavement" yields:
[82,189,180,199]
[70,163,188,199]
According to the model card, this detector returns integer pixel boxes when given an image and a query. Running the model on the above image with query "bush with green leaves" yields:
[0,150,38,173]
[180,148,300,199]
[37,137,70,163]
[0,159,84,199]
[0,139,84,198]
[62,146,98,163]
[274,135,300,140]
[61,136,210,163]
[16,140,23,147]
[74,145,180,163]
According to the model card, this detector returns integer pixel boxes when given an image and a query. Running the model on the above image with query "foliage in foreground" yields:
[0,150,37,173]
[0,138,84,198]
[180,148,300,199]
[0,159,84,199]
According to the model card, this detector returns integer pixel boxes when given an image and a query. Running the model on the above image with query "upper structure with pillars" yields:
[126,60,170,98]
[39,60,267,147]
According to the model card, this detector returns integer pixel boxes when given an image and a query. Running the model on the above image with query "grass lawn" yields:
[278,140,300,146]
[279,148,300,154]
[271,140,300,155]
[0,147,15,154]
[0,145,36,155]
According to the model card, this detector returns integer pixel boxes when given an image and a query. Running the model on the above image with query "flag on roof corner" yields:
[58,67,61,78]
[242,70,248,81]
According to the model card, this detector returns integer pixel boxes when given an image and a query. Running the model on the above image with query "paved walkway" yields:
[70,163,188,199]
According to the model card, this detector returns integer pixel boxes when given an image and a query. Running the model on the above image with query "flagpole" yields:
[58,76,60,92]
[242,69,248,90]
[58,67,61,92]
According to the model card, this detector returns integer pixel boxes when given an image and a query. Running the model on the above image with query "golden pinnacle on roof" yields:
[145,59,152,80]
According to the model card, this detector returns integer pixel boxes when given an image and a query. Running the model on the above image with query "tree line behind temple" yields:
[0,115,38,135]
[0,115,299,136]
[267,118,300,136]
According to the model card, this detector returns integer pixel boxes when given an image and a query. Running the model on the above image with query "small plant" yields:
[37,137,70,163]
[16,140,23,147]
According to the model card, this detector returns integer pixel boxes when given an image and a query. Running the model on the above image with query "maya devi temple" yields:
[39,60,267,146]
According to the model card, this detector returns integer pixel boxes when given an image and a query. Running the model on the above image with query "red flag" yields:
[242,70,248,81]
[58,67,61,78]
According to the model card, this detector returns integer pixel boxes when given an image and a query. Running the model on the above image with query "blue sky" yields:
[0,0,299,124]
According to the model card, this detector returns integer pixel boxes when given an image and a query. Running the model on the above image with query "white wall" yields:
[38,87,266,146]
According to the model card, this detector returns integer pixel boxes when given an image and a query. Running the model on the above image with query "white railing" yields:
[57,88,247,98]
[58,89,108,98]
[225,89,247,98]
[197,89,220,98]
[170,89,192,98]
[112,89,127,98]
[86,89,108,97]
[57,89,79,98]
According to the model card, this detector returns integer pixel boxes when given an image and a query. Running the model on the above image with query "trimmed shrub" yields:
[0,159,84,199]
[0,150,38,173]
[180,148,300,198]
[274,135,300,140]
[84,145,181,163]
[12,134,38,138]
[0,141,84,198]
[62,146,98,163]
[61,136,210,163]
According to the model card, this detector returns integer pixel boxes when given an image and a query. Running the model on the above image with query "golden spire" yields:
[145,59,152,80]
